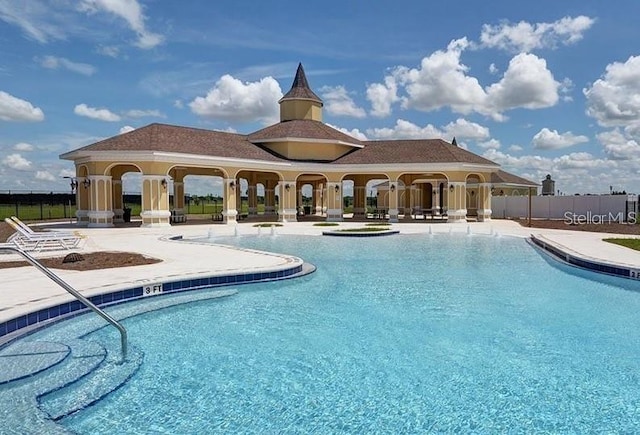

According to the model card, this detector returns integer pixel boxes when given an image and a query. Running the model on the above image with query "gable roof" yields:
[491,169,538,186]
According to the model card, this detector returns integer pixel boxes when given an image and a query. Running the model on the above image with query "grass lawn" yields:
[603,238,640,251]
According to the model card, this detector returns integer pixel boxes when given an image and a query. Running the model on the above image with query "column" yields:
[112,179,124,223]
[315,182,324,215]
[278,181,297,222]
[140,175,170,227]
[432,183,441,215]
[172,181,186,222]
[223,178,238,224]
[326,182,343,222]
[447,181,467,223]
[477,182,492,222]
[85,175,115,227]
[388,181,399,222]
[248,184,258,217]
[297,185,303,216]
[403,183,412,221]
[264,180,276,215]
[75,176,90,226]
[353,185,366,219]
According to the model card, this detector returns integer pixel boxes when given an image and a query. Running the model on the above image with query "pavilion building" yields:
[60,63,536,228]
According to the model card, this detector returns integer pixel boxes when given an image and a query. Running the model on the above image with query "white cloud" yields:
[326,123,368,141]
[479,16,595,52]
[373,40,560,121]
[38,55,96,76]
[0,0,68,44]
[14,142,34,151]
[532,128,589,150]
[366,75,400,117]
[508,144,524,152]
[0,91,45,122]
[442,118,490,141]
[485,53,560,115]
[97,45,120,58]
[584,55,640,128]
[320,86,366,118]
[2,153,32,170]
[366,117,491,143]
[119,125,135,134]
[189,75,282,125]
[35,170,55,181]
[124,109,165,118]
[596,129,640,160]
[478,139,501,150]
[79,0,163,49]
[489,63,499,75]
[74,103,121,121]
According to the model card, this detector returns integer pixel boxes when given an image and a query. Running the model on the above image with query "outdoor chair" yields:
[4,217,82,252]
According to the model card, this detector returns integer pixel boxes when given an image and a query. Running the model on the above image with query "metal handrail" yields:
[0,244,128,363]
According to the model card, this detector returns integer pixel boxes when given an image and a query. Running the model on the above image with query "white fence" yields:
[491,195,637,221]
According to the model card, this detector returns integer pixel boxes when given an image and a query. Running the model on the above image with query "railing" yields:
[0,244,128,363]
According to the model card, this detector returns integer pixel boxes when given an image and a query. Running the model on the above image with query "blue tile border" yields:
[0,263,311,345]
[530,234,640,280]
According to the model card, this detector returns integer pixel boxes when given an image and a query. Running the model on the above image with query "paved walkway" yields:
[1,219,639,324]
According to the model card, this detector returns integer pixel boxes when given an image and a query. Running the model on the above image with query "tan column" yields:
[86,175,114,228]
[278,181,297,222]
[140,175,170,227]
[297,185,303,216]
[171,181,186,222]
[326,182,343,221]
[447,181,467,223]
[248,185,258,217]
[432,183,441,215]
[223,178,238,224]
[315,182,324,215]
[75,176,90,226]
[402,184,413,221]
[388,181,399,222]
[477,183,492,221]
[264,180,276,215]
[353,185,366,219]
[112,179,124,223]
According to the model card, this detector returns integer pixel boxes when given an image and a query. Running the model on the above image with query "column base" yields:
[278,208,297,222]
[75,210,90,227]
[326,208,343,222]
[87,210,115,228]
[477,209,492,222]
[447,209,467,223]
[140,210,171,227]
[388,208,399,223]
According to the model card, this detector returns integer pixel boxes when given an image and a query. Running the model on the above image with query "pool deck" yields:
[1,219,640,327]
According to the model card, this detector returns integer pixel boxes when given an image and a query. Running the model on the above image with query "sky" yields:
[1,0,640,196]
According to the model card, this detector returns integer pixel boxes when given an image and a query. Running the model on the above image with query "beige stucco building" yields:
[60,64,536,228]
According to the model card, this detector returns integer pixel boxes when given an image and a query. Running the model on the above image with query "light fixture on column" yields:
[390,183,395,193]
[82,178,91,189]
[63,176,78,194]
[471,190,475,197]
[335,184,340,193]
[285,183,290,191]
[449,184,454,192]
[229,180,236,189]
[161,178,167,189]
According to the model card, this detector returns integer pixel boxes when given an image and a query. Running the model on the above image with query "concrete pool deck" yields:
[1,219,640,327]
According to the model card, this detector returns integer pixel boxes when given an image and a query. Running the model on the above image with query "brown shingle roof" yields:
[279,63,322,104]
[67,123,287,162]
[333,139,498,165]
[248,119,363,146]
[491,169,538,186]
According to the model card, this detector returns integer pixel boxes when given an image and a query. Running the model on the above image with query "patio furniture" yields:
[4,218,82,252]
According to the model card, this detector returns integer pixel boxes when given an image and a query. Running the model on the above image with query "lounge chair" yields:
[9,216,77,238]
[4,218,82,252]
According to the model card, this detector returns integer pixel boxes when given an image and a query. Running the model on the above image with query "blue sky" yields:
[1,0,640,195]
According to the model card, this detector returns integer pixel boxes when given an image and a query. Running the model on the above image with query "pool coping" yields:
[0,237,316,347]
[530,234,640,280]
[322,229,400,237]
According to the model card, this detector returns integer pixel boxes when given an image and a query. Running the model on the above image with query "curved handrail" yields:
[0,244,127,363]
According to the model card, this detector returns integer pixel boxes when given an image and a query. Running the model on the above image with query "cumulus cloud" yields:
[35,170,55,181]
[367,119,443,140]
[14,142,34,151]
[320,86,366,118]
[441,118,490,141]
[584,55,640,128]
[124,109,165,118]
[479,16,595,52]
[532,128,589,150]
[79,0,163,49]
[2,153,32,170]
[189,75,282,125]
[596,129,640,160]
[38,55,96,76]
[119,125,135,134]
[326,123,368,141]
[508,144,524,152]
[478,139,501,150]
[74,103,121,121]
[0,91,44,122]
[370,39,560,121]
[366,75,400,117]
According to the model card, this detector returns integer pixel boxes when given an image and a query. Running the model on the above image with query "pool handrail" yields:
[0,243,128,363]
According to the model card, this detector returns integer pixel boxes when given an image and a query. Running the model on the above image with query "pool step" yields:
[39,345,143,421]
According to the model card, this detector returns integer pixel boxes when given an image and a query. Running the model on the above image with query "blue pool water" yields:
[26,235,640,432]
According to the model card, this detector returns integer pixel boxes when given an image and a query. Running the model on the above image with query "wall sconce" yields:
[471,190,475,197]
[335,184,340,193]
[161,178,167,189]
[64,176,78,194]
[449,184,454,192]
[285,183,291,192]
[390,183,396,193]
[82,178,91,189]
[229,180,236,189]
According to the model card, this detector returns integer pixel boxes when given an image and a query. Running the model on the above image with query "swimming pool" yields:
[7,233,640,433]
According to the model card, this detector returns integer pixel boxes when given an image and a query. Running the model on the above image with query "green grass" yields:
[337,227,389,232]
[252,223,283,227]
[365,222,390,226]
[313,222,340,227]
[0,204,77,221]
[603,238,640,251]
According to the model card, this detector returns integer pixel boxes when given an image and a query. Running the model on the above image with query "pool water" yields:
[55,234,640,432]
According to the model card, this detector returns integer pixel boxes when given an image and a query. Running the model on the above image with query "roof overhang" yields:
[253,137,364,149]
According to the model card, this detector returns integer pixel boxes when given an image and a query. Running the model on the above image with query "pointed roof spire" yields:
[280,63,323,105]
[451,137,458,146]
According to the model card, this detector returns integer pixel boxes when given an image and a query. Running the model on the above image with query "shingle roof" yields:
[279,63,322,104]
[248,119,362,146]
[491,169,538,186]
[333,139,498,165]
[68,123,287,162]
